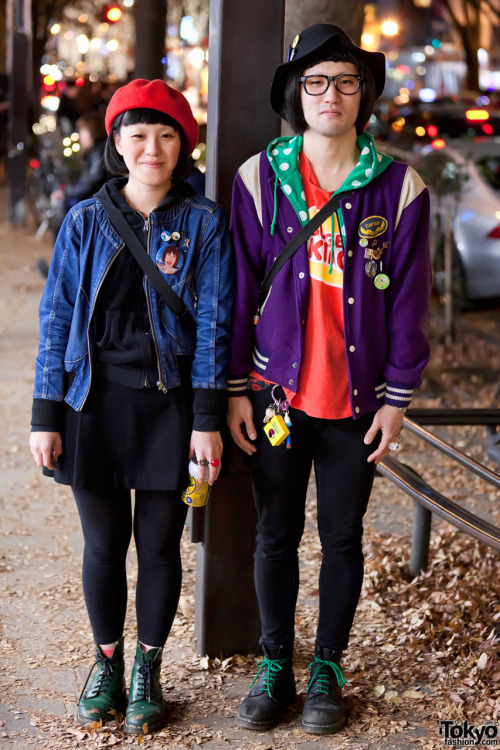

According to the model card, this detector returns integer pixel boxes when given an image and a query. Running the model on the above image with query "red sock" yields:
[101,646,114,658]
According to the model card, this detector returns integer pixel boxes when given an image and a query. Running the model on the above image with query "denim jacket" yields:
[32,187,233,430]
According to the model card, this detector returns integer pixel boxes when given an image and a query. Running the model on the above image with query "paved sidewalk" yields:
[0,209,499,750]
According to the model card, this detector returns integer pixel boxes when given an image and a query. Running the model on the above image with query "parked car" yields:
[379,100,500,153]
[411,139,500,305]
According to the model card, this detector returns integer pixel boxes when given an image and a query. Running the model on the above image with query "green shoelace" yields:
[249,655,289,697]
[306,655,346,695]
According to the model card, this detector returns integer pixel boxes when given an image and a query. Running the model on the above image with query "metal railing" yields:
[377,410,500,576]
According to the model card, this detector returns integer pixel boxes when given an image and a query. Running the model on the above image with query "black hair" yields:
[281,47,377,135]
[104,107,190,179]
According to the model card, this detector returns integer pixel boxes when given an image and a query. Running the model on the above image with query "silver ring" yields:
[388,441,400,451]
[197,459,210,466]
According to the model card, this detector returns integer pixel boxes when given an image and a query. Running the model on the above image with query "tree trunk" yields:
[462,20,481,91]
[439,0,482,93]
[285,0,366,49]
[134,0,167,80]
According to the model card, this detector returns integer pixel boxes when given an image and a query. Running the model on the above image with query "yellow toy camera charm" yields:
[264,414,290,446]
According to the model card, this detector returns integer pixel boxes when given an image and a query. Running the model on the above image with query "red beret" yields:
[105,79,199,153]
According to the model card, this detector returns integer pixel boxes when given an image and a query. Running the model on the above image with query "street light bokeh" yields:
[381,20,399,37]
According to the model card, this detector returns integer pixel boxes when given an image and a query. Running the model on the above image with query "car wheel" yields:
[433,237,470,311]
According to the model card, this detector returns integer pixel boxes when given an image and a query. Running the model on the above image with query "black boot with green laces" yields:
[301,645,347,735]
[236,645,296,730]
[124,642,166,735]
[77,638,127,725]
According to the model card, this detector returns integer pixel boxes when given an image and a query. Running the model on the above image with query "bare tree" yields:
[439,0,481,90]
[438,0,500,91]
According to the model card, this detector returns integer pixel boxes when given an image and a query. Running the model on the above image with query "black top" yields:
[92,178,194,388]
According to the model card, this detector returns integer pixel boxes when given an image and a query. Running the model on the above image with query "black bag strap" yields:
[99,195,197,337]
[256,190,352,317]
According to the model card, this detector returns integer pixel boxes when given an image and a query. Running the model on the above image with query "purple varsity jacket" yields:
[227,147,432,418]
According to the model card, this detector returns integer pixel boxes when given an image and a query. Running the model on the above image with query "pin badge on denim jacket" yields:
[156,230,191,275]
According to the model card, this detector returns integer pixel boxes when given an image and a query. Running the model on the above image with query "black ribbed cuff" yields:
[192,388,227,432]
[31,398,65,432]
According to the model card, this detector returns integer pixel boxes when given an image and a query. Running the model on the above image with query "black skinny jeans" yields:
[249,388,378,654]
[73,488,188,647]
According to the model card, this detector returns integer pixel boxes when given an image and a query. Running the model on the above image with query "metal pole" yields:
[194,0,286,657]
[402,418,500,489]
[406,408,500,426]
[409,501,432,576]
[443,204,453,345]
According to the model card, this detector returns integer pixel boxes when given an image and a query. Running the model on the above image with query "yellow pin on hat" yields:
[288,34,301,61]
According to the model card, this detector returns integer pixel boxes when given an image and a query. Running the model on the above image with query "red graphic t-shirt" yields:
[287,153,351,419]
[250,153,351,419]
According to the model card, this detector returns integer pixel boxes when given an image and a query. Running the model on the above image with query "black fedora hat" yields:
[270,23,386,116]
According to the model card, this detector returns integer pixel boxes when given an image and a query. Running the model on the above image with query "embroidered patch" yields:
[358,216,388,239]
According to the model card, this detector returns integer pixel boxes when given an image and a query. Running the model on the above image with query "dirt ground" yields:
[0,201,499,750]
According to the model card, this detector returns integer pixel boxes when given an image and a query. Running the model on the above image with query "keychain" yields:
[263,386,292,447]
[263,404,277,424]
[284,409,292,449]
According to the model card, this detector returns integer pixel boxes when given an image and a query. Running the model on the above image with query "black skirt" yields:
[45,374,193,492]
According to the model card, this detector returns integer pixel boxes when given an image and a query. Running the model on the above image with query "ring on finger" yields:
[198,459,210,466]
[388,441,400,451]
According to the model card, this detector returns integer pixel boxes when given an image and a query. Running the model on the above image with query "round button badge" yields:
[374,273,390,290]
[359,238,368,247]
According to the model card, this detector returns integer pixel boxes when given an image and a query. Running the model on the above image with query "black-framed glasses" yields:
[300,74,364,96]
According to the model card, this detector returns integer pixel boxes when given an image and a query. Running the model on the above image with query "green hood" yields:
[266,132,393,234]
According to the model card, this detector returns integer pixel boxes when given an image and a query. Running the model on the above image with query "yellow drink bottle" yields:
[181,459,211,507]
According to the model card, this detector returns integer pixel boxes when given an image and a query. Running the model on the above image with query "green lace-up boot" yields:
[77,638,127,725]
[236,645,296,731]
[301,645,347,735]
[124,642,166,735]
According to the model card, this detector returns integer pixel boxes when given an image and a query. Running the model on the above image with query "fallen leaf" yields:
[477,653,488,670]
[402,690,424,700]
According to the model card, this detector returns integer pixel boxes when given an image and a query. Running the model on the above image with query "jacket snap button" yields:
[299,272,305,279]
[349,345,356,352]
[353,389,358,396]
[288,379,294,385]
[348,250,353,257]
[348,297,354,304]
[292,362,298,368]
[345,202,352,209]
[355,406,360,414]
[287,226,293,233]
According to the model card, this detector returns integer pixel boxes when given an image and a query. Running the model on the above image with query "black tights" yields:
[73,488,188,647]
